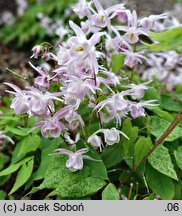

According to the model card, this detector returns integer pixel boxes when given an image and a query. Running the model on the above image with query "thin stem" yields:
[123,108,182,183]
[93,72,103,128]
[129,66,136,83]
[128,183,133,200]
[136,182,139,195]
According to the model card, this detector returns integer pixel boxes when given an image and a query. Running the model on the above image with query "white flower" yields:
[53,148,94,172]
[88,134,103,151]
[93,127,128,145]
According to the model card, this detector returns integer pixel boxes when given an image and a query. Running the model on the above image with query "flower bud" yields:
[31,45,45,59]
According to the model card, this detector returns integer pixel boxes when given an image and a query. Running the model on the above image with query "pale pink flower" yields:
[95,92,130,126]
[53,148,95,172]
[139,13,169,32]
[29,62,51,90]
[31,45,45,59]
[72,0,92,19]
[123,50,149,68]
[93,127,128,145]
[125,81,152,99]
[129,100,158,118]
[116,10,148,44]
[87,134,103,151]
[27,87,62,116]
[32,107,70,138]
[4,82,30,114]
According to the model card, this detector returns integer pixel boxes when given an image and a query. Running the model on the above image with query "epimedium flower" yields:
[53,148,95,172]
[116,10,148,44]
[114,9,132,23]
[129,100,158,118]
[95,92,130,126]
[72,0,92,19]
[32,106,70,138]
[80,0,126,34]
[64,108,85,131]
[27,87,62,116]
[29,62,51,90]
[122,49,149,68]
[31,44,45,59]
[105,34,131,55]
[98,67,121,87]
[138,13,169,33]
[4,82,30,114]
[93,127,129,145]
[64,132,80,145]
[87,134,103,152]
[62,76,98,110]
[56,21,104,76]
[124,80,152,100]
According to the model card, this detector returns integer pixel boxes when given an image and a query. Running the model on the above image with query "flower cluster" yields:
[5,0,162,172]
[140,51,182,90]
[0,0,41,26]
[37,13,70,39]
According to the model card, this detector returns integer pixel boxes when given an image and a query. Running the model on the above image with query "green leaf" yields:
[143,193,156,200]
[84,147,108,180]
[9,158,34,195]
[0,190,6,200]
[33,155,106,198]
[121,119,139,155]
[120,118,139,168]
[102,183,120,200]
[25,138,60,189]
[134,137,153,166]
[17,135,41,160]
[149,116,182,142]
[0,153,9,170]
[160,95,181,112]
[146,27,182,52]
[101,143,123,169]
[147,107,173,122]
[174,146,182,170]
[5,126,30,136]
[0,176,10,186]
[146,164,175,200]
[148,145,178,180]
[0,156,34,177]
[143,87,161,102]
[111,54,124,73]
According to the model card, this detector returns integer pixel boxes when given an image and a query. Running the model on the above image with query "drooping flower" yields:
[29,62,51,90]
[129,100,158,118]
[125,80,152,100]
[64,108,85,131]
[87,134,103,151]
[116,10,148,44]
[72,0,92,19]
[95,92,130,126]
[4,82,30,114]
[31,45,45,59]
[53,148,95,172]
[122,49,149,68]
[62,76,98,109]
[139,13,169,32]
[93,127,128,145]
[81,0,125,34]
[32,106,70,138]
[27,87,62,116]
